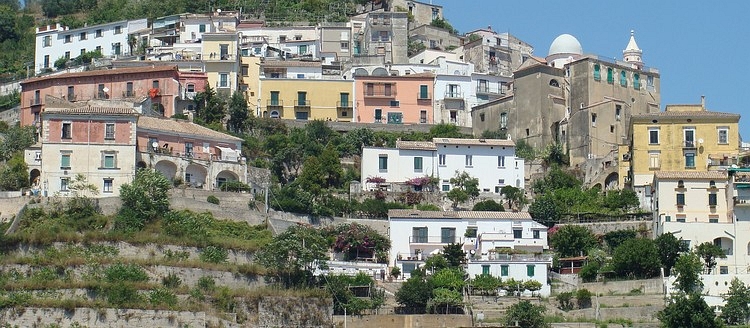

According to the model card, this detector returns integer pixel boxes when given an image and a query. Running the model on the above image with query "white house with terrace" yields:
[361,138,524,193]
[388,209,552,296]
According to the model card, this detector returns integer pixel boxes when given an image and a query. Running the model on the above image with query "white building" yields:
[389,209,551,296]
[35,19,148,74]
[361,138,524,193]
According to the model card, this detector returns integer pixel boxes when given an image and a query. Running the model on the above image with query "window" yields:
[678,180,685,188]
[387,112,402,124]
[279,35,286,42]
[649,128,659,144]
[720,266,729,275]
[199,24,206,33]
[677,193,685,206]
[593,64,601,81]
[513,229,522,239]
[615,105,621,121]
[298,45,307,55]
[185,142,194,157]
[500,265,509,276]
[620,70,627,87]
[441,228,456,243]
[62,123,72,139]
[64,35,72,43]
[480,113,485,122]
[500,113,507,129]
[606,67,614,83]
[414,157,423,171]
[419,85,429,99]
[102,153,116,169]
[498,156,505,167]
[718,127,729,144]
[533,230,540,239]
[220,44,229,59]
[339,93,349,107]
[95,29,102,38]
[60,154,71,169]
[219,73,228,87]
[79,32,87,40]
[104,123,115,140]
[526,265,535,277]
[389,100,400,107]
[43,55,49,68]
[633,73,640,90]
[297,91,308,106]
[186,84,195,93]
[113,42,121,55]
[709,194,718,207]
[412,227,427,243]
[591,113,597,126]
[43,36,51,47]
[482,265,490,275]
[685,152,696,168]
[103,179,113,193]
[340,42,349,50]
[442,184,450,192]
[65,51,70,59]
[439,154,446,166]
[465,155,473,167]
[60,178,69,192]
[67,86,75,100]
[384,83,393,96]
[295,111,309,120]
[378,155,388,171]
[241,65,249,76]
[270,91,280,106]
[684,129,695,147]
[95,45,101,53]
[114,26,122,34]
[420,110,427,124]
[374,108,382,122]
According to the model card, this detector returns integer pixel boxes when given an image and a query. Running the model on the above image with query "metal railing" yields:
[294,100,311,107]
[138,145,211,161]
[444,90,463,99]
[476,85,504,95]
[266,99,283,107]
[409,235,461,244]
[336,101,352,108]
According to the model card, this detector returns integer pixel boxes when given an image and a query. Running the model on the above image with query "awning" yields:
[216,146,239,162]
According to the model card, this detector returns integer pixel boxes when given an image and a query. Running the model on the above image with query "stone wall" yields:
[580,278,664,295]
[0,307,218,327]
[0,196,26,222]
[332,314,472,328]
[558,220,652,237]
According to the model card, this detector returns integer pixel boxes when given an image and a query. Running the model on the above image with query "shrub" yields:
[576,288,593,309]
[390,266,401,279]
[149,288,177,307]
[161,273,181,289]
[104,263,149,283]
[197,276,216,291]
[162,210,211,244]
[578,261,600,283]
[556,291,574,311]
[163,250,190,261]
[207,195,220,205]
[200,246,228,263]
[105,282,142,306]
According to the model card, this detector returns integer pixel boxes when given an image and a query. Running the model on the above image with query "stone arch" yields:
[216,170,239,188]
[154,160,178,181]
[29,169,40,187]
[372,67,389,76]
[353,68,369,76]
[714,237,733,256]
[605,172,619,190]
[185,164,208,188]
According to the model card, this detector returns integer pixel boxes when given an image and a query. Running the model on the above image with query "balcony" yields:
[183,91,197,100]
[735,173,750,184]
[471,253,553,263]
[29,98,42,107]
[409,235,462,244]
[444,90,463,99]
[336,101,352,109]
[736,197,750,207]
[417,91,431,100]
[203,53,237,61]
[476,85,504,95]
[294,100,311,110]
[363,84,397,98]
[683,140,697,149]
[266,99,283,109]
[139,145,211,162]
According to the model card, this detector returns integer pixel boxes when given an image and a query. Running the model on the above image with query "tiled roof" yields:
[654,171,727,180]
[44,106,138,115]
[396,140,436,150]
[138,116,243,142]
[433,138,515,147]
[389,209,533,220]
[633,110,740,120]
[22,66,178,84]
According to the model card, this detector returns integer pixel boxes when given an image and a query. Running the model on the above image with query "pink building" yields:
[355,72,434,124]
[20,66,207,127]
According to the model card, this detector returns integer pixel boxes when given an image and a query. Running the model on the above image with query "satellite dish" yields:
[216,8,221,13]
[152,141,158,149]
[102,87,109,93]
[698,138,704,144]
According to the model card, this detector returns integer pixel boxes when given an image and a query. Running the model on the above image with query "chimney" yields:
[701,95,705,110]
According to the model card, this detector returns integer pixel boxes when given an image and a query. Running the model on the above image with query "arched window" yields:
[549,79,559,87]
[606,68,614,83]
[593,64,601,81]
[678,180,685,188]
[620,71,627,87]
[710,180,716,188]
[633,73,640,90]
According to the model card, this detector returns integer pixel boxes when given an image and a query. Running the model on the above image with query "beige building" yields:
[351,11,409,65]
[389,0,442,28]
[202,32,240,97]
[409,24,461,52]
[460,28,533,78]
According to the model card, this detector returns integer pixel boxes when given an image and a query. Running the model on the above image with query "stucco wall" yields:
[333,314,471,328]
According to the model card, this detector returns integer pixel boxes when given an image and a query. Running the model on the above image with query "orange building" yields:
[20,66,207,127]
[355,72,434,124]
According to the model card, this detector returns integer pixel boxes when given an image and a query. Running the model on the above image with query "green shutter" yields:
[61,154,70,168]
[104,155,114,168]
[593,64,601,81]
[414,157,423,170]
[527,265,535,277]
[501,265,509,276]
[270,91,279,105]
[340,93,349,106]
[482,265,490,275]
[607,68,614,83]
[419,85,428,99]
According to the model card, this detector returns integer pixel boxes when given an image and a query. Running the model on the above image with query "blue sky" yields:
[433,0,749,140]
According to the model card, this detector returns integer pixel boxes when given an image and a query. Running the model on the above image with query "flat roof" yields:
[389,209,533,220]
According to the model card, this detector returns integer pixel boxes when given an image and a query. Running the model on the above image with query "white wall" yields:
[466,262,551,296]
[436,143,524,192]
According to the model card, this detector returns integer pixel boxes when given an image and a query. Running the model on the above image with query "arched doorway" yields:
[29,169,40,188]
[154,160,178,181]
[605,173,619,190]
[714,237,733,256]
[215,170,239,189]
[185,164,208,188]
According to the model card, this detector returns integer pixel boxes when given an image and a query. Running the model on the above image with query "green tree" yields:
[603,229,637,251]
[602,189,639,212]
[442,243,467,268]
[429,18,458,34]
[549,225,598,258]
[721,277,750,325]
[656,233,689,276]
[428,287,462,313]
[611,238,661,279]
[657,293,723,328]
[256,225,328,287]
[395,274,433,311]
[0,5,17,43]
[68,173,98,197]
[505,300,549,328]
[226,91,248,133]
[542,142,568,167]
[515,139,535,161]
[529,194,563,226]
[500,185,527,211]
[428,123,469,138]
[116,168,171,232]
[446,171,479,208]
[696,242,727,274]
[424,254,449,273]
[471,274,500,296]
[0,124,35,161]
[0,152,28,191]
[532,166,581,194]
[472,199,504,211]
[193,85,226,125]
[431,268,465,291]
[672,252,704,294]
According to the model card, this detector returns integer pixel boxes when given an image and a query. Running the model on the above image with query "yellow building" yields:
[622,102,740,209]
[201,33,239,97]
[260,78,355,121]
[239,55,261,115]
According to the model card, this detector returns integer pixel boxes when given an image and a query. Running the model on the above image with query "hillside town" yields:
[0,0,748,327]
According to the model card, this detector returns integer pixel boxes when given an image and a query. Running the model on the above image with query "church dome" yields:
[548,34,583,56]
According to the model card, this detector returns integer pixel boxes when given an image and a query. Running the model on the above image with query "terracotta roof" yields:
[433,138,515,147]
[396,140,436,151]
[633,110,740,121]
[137,116,243,142]
[22,66,178,84]
[654,171,727,180]
[44,106,138,115]
[389,209,533,220]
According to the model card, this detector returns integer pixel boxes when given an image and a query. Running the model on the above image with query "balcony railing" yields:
[266,99,283,107]
[409,235,461,244]
[336,101,352,109]
[735,174,750,183]
[364,84,397,98]
[444,91,463,99]
[417,91,431,100]
[203,53,237,61]
[139,146,211,161]
[123,91,135,98]
[29,98,42,106]
[683,140,697,148]
[476,85,505,95]
[736,197,750,206]
[471,253,554,263]
[294,100,311,108]
[183,91,196,100]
